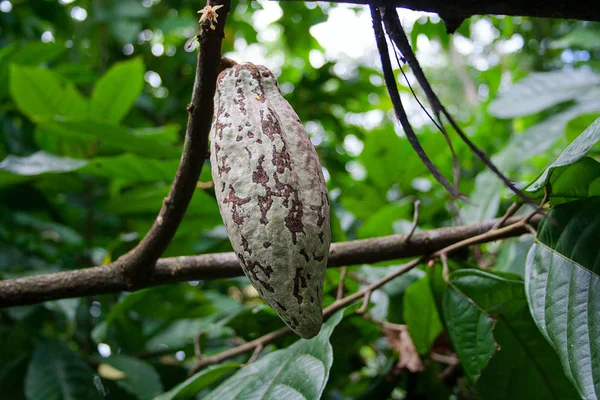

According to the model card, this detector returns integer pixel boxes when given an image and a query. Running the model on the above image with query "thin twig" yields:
[336,267,348,300]
[440,253,450,283]
[405,200,421,242]
[492,202,522,229]
[189,326,290,374]
[348,272,372,285]
[431,353,459,366]
[524,186,551,225]
[357,291,372,314]
[524,224,538,235]
[246,344,263,365]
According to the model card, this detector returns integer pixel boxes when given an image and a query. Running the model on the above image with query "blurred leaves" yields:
[90,58,145,124]
[1,3,599,400]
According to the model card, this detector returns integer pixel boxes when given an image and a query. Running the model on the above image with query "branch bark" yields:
[118,0,231,289]
[277,0,600,23]
[0,215,539,308]
[189,212,538,372]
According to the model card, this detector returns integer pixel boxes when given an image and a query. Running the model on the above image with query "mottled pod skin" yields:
[209,63,331,339]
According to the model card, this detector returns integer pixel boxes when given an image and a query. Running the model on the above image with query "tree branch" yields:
[0,215,539,308]
[277,0,600,23]
[189,212,539,373]
[117,0,232,289]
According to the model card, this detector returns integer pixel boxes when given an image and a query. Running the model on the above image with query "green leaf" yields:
[38,120,181,158]
[550,28,600,50]
[104,355,163,399]
[526,197,600,400]
[360,128,425,191]
[10,42,68,65]
[356,201,412,239]
[403,276,443,354]
[10,65,88,122]
[527,117,600,193]
[494,236,534,277]
[0,43,67,99]
[25,340,101,400]
[203,308,346,400]
[566,113,600,143]
[489,69,600,118]
[154,363,240,400]
[0,151,178,187]
[90,58,145,124]
[443,273,497,381]
[0,151,87,176]
[444,270,577,399]
[104,184,218,217]
[530,157,600,202]
[0,151,88,187]
[80,154,179,182]
[0,356,28,400]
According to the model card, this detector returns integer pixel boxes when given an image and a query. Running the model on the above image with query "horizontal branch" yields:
[0,215,539,308]
[277,0,600,22]
[189,211,540,372]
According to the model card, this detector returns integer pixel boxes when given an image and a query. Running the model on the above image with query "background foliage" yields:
[1,1,599,399]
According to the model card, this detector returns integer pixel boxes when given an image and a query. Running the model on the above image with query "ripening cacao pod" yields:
[209,63,330,339]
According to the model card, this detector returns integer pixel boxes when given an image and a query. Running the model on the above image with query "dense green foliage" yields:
[1,1,599,399]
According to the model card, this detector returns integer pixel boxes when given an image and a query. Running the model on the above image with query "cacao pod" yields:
[210,63,330,339]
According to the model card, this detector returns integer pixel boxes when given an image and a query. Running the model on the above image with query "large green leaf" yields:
[443,273,497,381]
[80,154,179,182]
[0,43,67,99]
[24,340,101,400]
[90,58,145,124]
[103,355,163,400]
[38,120,181,158]
[0,151,87,187]
[0,151,179,187]
[527,117,600,193]
[403,276,443,354]
[444,270,577,399]
[525,197,600,400]
[528,157,600,202]
[489,69,600,118]
[10,43,67,65]
[203,308,346,400]
[154,363,240,400]
[10,65,88,122]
